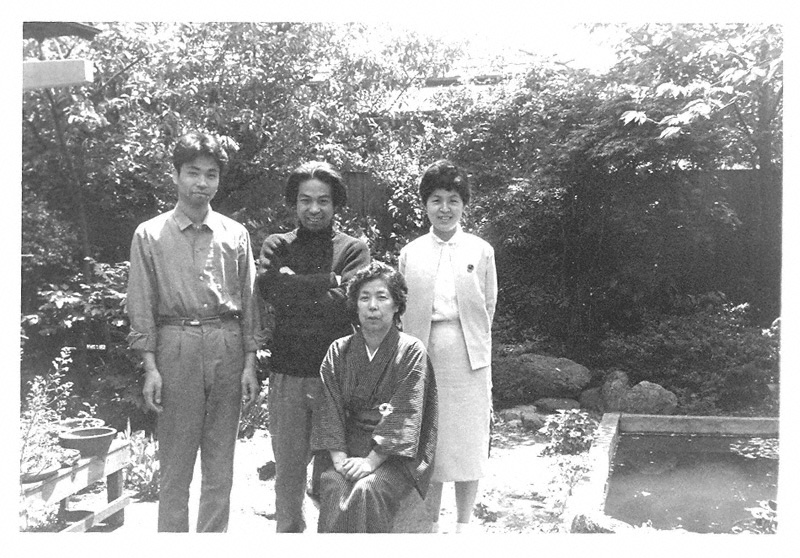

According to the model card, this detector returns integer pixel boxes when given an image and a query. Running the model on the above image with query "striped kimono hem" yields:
[317,459,414,533]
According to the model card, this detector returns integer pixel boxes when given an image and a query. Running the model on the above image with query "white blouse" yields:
[431,232,460,322]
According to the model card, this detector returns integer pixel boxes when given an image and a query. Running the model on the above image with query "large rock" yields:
[493,353,592,400]
[497,405,547,431]
[496,405,539,422]
[621,381,678,415]
[533,397,580,413]
[521,413,546,431]
[570,512,635,533]
[600,370,630,412]
[579,387,604,412]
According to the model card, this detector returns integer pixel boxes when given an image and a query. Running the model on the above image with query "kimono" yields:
[310,326,437,533]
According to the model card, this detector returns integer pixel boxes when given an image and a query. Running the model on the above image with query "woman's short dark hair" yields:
[418,159,470,205]
[346,261,408,326]
[285,161,348,208]
[172,131,229,175]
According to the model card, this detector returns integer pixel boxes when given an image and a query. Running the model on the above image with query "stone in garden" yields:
[601,370,630,411]
[497,404,539,422]
[620,381,678,415]
[579,387,604,412]
[497,408,519,421]
[520,413,546,431]
[570,512,635,533]
[493,353,592,399]
[496,405,546,430]
[533,397,580,413]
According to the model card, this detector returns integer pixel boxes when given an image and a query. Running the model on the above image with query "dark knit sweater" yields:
[257,225,370,377]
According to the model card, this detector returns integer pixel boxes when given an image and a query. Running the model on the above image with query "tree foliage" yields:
[21,23,781,421]
[422,25,782,415]
[610,23,782,170]
[21,22,463,426]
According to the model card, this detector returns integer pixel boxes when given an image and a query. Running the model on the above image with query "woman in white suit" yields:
[398,160,497,533]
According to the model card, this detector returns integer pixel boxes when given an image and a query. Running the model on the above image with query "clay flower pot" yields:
[21,463,60,484]
[20,458,61,484]
[59,426,117,457]
[58,417,105,432]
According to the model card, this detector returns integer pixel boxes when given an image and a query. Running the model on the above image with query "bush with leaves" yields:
[121,421,160,501]
[538,410,597,456]
[20,347,81,477]
[19,347,94,480]
[21,260,152,431]
[238,385,270,440]
[592,298,779,414]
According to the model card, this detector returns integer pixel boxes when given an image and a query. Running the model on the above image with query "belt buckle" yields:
[187,319,201,326]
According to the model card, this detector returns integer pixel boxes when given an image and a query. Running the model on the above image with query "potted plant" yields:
[19,347,96,482]
[20,372,66,483]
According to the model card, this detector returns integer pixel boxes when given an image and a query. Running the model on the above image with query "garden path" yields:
[69,419,584,534]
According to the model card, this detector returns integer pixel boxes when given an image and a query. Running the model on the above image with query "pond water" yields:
[604,433,778,533]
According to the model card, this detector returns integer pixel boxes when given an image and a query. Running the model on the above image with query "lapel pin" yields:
[467,264,474,272]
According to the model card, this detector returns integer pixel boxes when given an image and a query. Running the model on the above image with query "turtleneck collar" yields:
[296,223,336,240]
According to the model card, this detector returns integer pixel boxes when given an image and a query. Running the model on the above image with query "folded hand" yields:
[339,457,374,482]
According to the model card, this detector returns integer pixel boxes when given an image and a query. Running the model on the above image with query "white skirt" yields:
[427,320,492,482]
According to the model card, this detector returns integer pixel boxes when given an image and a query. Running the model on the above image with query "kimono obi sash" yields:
[340,329,400,457]
[344,403,383,457]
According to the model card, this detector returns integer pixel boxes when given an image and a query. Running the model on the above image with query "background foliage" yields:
[21,22,781,428]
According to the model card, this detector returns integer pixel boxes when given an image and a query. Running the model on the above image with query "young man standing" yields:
[258,161,370,532]
[127,131,263,532]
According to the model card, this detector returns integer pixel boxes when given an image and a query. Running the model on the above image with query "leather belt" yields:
[158,314,240,327]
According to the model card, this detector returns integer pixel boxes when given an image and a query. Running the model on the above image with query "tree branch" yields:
[765,85,783,125]
[96,52,150,95]
[731,101,755,146]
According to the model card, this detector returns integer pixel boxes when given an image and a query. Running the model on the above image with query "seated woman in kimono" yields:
[310,261,437,533]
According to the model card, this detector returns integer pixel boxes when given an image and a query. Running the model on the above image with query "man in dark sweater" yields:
[257,161,370,532]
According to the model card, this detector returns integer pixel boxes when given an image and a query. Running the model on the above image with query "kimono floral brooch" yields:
[378,403,394,417]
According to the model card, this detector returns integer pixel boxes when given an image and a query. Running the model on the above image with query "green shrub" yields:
[592,299,778,414]
[19,347,95,476]
[539,410,597,455]
[21,260,155,432]
[121,422,160,501]
[238,381,269,439]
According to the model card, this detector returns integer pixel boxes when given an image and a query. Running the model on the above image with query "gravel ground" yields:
[31,419,587,534]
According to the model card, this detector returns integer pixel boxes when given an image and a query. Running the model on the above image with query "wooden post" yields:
[106,469,125,528]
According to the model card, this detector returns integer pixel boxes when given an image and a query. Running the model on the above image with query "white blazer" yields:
[398,227,497,370]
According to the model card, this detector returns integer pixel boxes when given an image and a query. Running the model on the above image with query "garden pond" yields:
[604,433,778,533]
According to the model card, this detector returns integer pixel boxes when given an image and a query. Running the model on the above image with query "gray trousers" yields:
[155,321,244,532]
[268,372,323,532]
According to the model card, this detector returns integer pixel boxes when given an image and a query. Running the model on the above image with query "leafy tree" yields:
[21,22,780,420]
[21,22,463,425]
[610,24,782,169]
[612,23,782,320]
[431,25,780,367]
